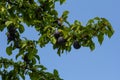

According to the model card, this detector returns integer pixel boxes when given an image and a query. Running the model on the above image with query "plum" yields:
[54,30,60,39]
[7,32,15,41]
[57,36,65,44]
[73,40,81,49]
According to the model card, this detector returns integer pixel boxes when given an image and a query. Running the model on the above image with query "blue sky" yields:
[0,0,120,80]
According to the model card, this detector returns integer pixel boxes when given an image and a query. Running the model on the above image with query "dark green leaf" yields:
[62,10,69,20]
[54,69,58,76]
[87,19,94,25]
[16,49,24,60]
[94,17,100,20]
[107,30,114,38]
[28,53,34,60]
[60,0,66,5]
[51,10,58,16]
[32,58,36,65]
[0,25,5,31]
[19,73,25,80]
[4,64,9,68]
[39,65,47,71]
[18,24,25,33]
[98,33,104,45]
[90,41,95,51]
[6,46,13,55]
[107,25,114,38]
[0,63,2,68]
[34,55,40,64]
[29,72,39,80]
[57,48,61,56]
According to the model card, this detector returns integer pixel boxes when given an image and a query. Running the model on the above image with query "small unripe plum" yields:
[54,30,60,39]
[73,40,81,49]
[57,37,65,44]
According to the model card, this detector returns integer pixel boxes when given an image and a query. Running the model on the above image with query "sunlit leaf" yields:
[51,37,56,44]
[5,21,13,26]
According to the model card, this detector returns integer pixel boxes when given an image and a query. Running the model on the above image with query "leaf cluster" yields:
[0,0,114,80]
[0,57,62,80]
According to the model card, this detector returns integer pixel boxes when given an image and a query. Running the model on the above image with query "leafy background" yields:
[0,0,120,80]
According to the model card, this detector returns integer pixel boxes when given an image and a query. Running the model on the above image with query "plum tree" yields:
[0,0,114,80]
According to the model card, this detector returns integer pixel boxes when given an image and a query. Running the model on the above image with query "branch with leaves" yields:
[0,0,114,80]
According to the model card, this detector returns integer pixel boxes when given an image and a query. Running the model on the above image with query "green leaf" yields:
[29,72,39,80]
[51,37,56,44]
[62,10,69,20]
[107,30,114,38]
[4,63,9,68]
[18,24,25,33]
[54,69,58,76]
[57,48,61,56]
[107,25,114,38]
[32,57,36,65]
[90,42,95,51]
[39,65,47,71]
[66,46,71,52]
[0,63,2,68]
[87,19,94,25]
[28,53,34,60]
[98,33,104,45]
[60,0,66,5]
[16,49,24,60]
[94,17,100,20]
[19,73,25,80]
[0,25,5,31]
[74,20,81,25]
[5,21,13,26]
[6,46,13,55]
[21,42,27,48]
[34,55,40,64]
[51,10,58,16]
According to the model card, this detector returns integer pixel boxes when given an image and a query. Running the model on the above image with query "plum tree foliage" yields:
[0,0,114,80]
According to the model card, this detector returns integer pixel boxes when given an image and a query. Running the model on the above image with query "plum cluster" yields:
[53,30,81,49]
[54,30,66,45]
